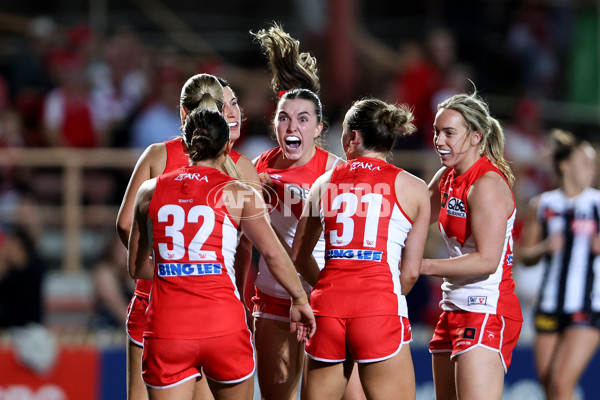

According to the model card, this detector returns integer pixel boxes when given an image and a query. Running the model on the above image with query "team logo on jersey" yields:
[446,197,466,218]
[285,183,310,202]
[467,296,487,306]
[325,249,383,261]
[441,192,449,208]
[158,263,222,277]
[349,161,381,171]
[572,218,598,235]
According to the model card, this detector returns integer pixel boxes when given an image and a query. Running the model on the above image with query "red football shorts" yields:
[252,288,290,322]
[142,329,255,388]
[126,295,149,346]
[429,310,522,372]
[306,315,412,363]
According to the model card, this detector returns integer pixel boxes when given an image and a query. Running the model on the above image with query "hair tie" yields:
[278,90,289,98]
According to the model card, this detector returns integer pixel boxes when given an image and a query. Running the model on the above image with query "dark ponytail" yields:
[183,109,230,163]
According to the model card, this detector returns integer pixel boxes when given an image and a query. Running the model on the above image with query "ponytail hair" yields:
[180,73,224,115]
[345,98,416,153]
[252,23,327,147]
[251,22,320,95]
[438,91,514,186]
[184,109,229,163]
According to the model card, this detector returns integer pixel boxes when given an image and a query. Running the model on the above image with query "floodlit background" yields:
[0,1,598,399]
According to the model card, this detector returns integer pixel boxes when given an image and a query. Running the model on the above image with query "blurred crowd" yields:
[0,1,597,337]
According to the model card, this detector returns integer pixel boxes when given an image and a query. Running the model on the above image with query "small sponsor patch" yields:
[158,263,222,277]
[468,296,487,306]
[456,327,477,340]
[325,249,383,261]
[446,197,466,218]
[572,311,591,324]
[463,327,477,339]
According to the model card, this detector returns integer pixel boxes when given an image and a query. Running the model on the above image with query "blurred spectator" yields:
[391,39,441,148]
[0,109,25,148]
[430,63,474,118]
[504,98,553,216]
[90,25,148,146]
[89,237,134,330]
[352,26,460,148]
[129,65,182,149]
[506,4,561,98]
[0,225,44,328]
[229,68,275,158]
[7,16,56,147]
[42,52,100,147]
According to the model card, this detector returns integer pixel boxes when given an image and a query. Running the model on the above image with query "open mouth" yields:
[285,136,301,150]
[438,149,451,155]
[228,122,238,128]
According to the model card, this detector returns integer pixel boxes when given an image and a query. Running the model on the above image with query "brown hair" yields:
[251,22,320,95]
[184,109,229,163]
[345,99,416,153]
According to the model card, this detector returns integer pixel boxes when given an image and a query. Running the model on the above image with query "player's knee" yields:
[547,374,576,400]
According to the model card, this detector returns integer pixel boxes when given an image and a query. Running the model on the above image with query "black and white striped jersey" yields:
[536,188,600,314]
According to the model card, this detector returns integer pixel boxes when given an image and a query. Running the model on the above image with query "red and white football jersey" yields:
[134,138,190,299]
[254,146,332,298]
[311,157,413,318]
[144,165,247,339]
[437,156,522,321]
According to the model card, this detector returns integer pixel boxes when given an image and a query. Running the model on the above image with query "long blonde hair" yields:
[439,92,514,186]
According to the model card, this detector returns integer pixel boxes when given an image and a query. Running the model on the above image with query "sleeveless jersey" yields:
[134,138,190,299]
[437,156,522,321]
[536,188,600,314]
[311,157,413,318]
[254,146,331,298]
[229,149,242,164]
[144,165,246,339]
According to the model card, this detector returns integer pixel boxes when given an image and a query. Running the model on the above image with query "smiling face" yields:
[433,107,481,174]
[274,98,323,166]
[222,86,242,143]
